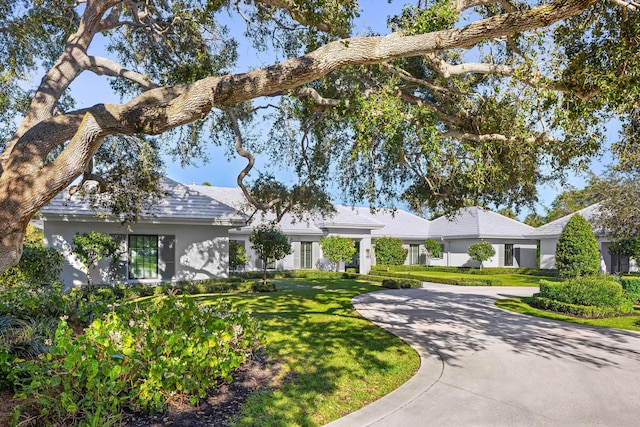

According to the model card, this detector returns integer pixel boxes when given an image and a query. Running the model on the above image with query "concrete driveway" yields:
[326,283,640,427]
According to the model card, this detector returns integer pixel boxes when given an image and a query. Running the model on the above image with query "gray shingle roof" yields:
[189,186,429,237]
[527,204,601,238]
[40,178,246,226]
[429,206,535,239]
[347,207,430,239]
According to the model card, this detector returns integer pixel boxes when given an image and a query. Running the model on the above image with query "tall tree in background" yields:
[1,0,638,272]
[525,175,605,226]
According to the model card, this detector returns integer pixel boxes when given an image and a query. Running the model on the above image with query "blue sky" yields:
[59,1,609,220]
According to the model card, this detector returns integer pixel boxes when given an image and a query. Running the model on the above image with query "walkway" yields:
[326,283,640,426]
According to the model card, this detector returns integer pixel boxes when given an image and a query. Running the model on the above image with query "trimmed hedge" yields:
[370,265,556,277]
[539,277,631,309]
[528,296,629,319]
[369,270,500,286]
[620,276,640,303]
[620,276,640,293]
[536,276,633,317]
[380,278,423,289]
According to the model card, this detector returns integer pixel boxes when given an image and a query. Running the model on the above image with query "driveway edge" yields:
[324,291,444,427]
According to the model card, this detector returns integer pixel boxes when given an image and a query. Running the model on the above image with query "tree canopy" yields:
[467,241,495,269]
[1,0,638,272]
[524,175,605,226]
[319,235,356,272]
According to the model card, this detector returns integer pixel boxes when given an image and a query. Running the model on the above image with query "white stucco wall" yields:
[44,220,231,289]
[422,239,538,268]
[539,237,616,273]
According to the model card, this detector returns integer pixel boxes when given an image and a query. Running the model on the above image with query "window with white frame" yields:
[301,242,313,269]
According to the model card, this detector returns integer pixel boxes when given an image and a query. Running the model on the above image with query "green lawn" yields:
[496,297,640,332]
[190,278,420,426]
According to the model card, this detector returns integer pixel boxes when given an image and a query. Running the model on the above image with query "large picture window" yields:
[301,242,313,269]
[129,235,159,279]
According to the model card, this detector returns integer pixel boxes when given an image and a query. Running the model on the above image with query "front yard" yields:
[196,278,420,426]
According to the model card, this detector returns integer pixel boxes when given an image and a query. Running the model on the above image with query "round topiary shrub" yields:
[555,213,600,279]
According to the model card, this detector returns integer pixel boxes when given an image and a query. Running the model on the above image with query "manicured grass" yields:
[392,270,557,287]
[496,297,640,332]
[191,278,420,426]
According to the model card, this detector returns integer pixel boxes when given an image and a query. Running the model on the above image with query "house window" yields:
[129,235,159,279]
[409,244,420,265]
[504,244,514,267]
[301,242,313,269]
[438,243,445,259]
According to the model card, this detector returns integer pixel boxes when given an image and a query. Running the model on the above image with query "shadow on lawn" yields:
[191,279,415,427]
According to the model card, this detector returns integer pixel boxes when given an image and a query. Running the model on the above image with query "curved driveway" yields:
[326,283,640,427]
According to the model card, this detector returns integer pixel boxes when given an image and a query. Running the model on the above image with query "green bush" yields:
[528,296,628,318]
[252,280,276,292]
[12,296,263,426]
[555,214,600,278]
[620,276,640,294]
[538,277,633,317]
[620,276,640,303]
[0,282,75,320]
[0,246,64,287]
[368,270,499,286]
[370,265,557,276]
[381,278,422,289]
[374,237,408,265]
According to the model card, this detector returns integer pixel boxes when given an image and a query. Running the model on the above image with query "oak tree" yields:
[1,0,637,273]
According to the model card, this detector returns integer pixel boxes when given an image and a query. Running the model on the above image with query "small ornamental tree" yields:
[424,239,442,266]
[250,224,292,283]
[229,241,248,272]
[72,232,118,289]
[319,236,356,272]
[556,213,600,279]
[468,241,495,270]
[375,237,408,266]
[608,238,639,272]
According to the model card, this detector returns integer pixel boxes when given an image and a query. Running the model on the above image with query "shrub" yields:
[381,278,422,289]
[229,240,248,271]
[375,237,408,265]
[0,246,64,287]
[0,282,75,320]
[538,277,633,315]
[468,241,495,269]
[12,296,263,425]
[620,276,640,303]
[0,315,58,359]
[252,280,276,292]
[72,232,119,289]
[528,296,627,318]
[319,236,356,272]
[555,214,599,278]
[424,239,441,266]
